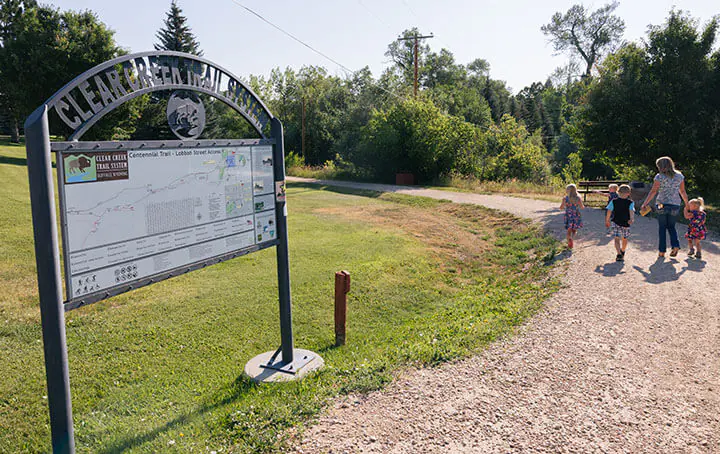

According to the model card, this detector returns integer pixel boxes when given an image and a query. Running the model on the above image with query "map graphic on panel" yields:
[61,145,276,299]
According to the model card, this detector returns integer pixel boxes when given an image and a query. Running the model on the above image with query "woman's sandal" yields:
[658,252,665,258]
[670,247,680,257]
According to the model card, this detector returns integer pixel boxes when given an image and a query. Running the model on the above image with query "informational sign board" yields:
[25,51,321,454]
[55,141,278,304]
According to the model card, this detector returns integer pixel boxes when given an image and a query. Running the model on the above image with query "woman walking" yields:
[641,157,689,258]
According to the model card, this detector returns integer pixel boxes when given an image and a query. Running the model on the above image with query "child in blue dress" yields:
[560,184,585,248]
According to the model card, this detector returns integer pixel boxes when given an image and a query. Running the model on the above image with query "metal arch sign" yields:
[24,51,319,454]
[45,51,272,140]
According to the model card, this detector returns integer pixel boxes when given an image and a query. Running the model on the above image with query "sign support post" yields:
[25,106,76,454]
[243,119,324,382]
[271,118,294,364]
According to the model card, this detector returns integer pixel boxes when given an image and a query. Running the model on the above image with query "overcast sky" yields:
[50,0,719,94]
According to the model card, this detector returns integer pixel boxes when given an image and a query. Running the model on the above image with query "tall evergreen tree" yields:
[154,1,202,55]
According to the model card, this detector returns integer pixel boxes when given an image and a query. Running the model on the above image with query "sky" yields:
[50,0,719,94]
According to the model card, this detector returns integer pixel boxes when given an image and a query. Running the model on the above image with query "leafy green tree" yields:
[154,1,202,55]
[0,5,121,141]
[483,78,514,123]
[562,151,583,183]
[422,49,493,128]
[0,0,36,41]
[580,10,720,191]
[385,28,431,93]
[542,1,625,77]
[485,115,551,182]
[0,0,37,140]
[264,66,356,165]
[423,48,466,89]
[356,99,453,182]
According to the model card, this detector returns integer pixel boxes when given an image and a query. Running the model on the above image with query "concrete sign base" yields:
[244,349,324,383]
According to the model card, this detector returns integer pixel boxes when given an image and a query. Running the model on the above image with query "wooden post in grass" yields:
[334,271,351,346]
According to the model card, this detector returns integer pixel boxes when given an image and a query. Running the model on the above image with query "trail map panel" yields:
[58,142,277,302]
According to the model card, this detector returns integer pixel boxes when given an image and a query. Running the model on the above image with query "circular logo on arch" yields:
[167,91,206,140]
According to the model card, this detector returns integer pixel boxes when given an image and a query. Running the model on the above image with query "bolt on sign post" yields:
[24,51,323,453]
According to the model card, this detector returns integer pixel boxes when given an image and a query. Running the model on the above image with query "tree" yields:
[580,10,720,192]
[541,1,625,77]
[0,0,37,42]
[423,48,466,89]
[485,115,551,182]
[385,28,430,92]
[154,1,202,55]
[0,0,37,141]
[0,5,121,141]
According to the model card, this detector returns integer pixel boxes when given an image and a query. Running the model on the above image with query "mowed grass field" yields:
[1,138,560,453]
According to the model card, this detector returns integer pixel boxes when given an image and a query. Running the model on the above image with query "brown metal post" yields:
[334,271,350,346]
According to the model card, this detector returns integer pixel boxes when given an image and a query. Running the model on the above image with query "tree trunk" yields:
[10,117,20,143]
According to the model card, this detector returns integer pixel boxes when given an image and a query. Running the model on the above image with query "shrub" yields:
[485,115,552,183]
[285,151,305,170]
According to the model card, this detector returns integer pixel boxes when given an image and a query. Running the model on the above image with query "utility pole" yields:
[301,97,306,160]
[396,32,434,97]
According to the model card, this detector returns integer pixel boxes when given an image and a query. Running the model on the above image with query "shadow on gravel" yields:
[633,257,688,284]
[594,261,626,277]
[684,257,707,273]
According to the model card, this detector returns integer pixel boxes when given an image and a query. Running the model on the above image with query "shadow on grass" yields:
[0,154,56,168]
[0,136,25,147]
[288,182,382,199]
[0,155,27,166]
[97,375,257,454]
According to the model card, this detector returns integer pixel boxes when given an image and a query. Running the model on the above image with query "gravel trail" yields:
[289,177,720,453]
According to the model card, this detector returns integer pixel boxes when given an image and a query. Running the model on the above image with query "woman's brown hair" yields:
[655,156,677,177]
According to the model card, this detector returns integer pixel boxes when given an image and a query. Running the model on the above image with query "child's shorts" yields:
[611,222,631,238]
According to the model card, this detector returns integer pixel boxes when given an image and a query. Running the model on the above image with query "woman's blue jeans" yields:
[657,204,680,252]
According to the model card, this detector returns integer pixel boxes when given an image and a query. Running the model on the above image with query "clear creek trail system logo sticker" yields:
[64,154,96,183]
[63,151,129,184]
[167,91,206,140]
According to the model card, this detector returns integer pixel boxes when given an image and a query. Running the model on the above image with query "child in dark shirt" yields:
[605,184,635,261]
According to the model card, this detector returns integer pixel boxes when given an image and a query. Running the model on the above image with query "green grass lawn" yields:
[2,137,560,453]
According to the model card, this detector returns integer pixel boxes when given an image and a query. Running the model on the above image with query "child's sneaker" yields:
[696,252,702,260]
[568,238,574,249]
[616,253,624,262]
[688,248,695,256]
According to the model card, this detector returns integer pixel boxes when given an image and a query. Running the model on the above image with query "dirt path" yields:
[289,177,720,453]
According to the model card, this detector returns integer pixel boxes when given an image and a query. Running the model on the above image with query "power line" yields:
[227,0,561,139]
[356,0,393,31]
[400,0,452,51]
[228,0,407,101]
[230,0,353,75]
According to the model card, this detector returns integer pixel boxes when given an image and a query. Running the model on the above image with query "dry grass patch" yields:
[314,196,525,280]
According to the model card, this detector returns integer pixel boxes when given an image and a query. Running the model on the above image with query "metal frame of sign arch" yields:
[24,51,322,454]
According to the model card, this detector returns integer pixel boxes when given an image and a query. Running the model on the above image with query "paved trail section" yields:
[289,177,720,453]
